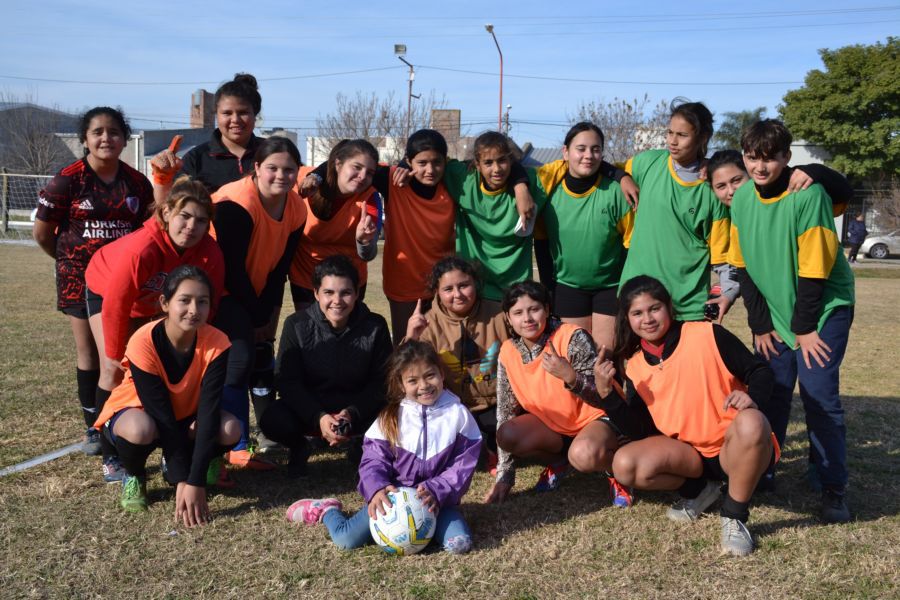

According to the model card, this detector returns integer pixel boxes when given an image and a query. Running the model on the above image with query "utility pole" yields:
[485,24,503,132]
[504,104,512,135]
[394,44,420,143]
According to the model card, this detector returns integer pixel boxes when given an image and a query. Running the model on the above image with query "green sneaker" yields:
[206,456,235,488]
[120,475,148,513]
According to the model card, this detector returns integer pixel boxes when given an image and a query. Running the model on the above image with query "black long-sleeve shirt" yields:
[213,201,302,327]
[130,321,228,486]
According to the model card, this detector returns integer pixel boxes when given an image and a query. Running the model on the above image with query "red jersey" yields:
[85,217,225,361]
[36,158,153,309]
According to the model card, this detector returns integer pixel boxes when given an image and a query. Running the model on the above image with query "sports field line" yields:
[0,442,82,478]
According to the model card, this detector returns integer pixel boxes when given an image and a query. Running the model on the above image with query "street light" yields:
[485,24,503,132]
[395,44,420,142]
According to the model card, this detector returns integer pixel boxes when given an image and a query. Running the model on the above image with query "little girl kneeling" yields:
[287,340,482,554]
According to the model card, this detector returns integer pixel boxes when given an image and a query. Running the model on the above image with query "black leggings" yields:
[473,406,497,454]
[213,296,256,388]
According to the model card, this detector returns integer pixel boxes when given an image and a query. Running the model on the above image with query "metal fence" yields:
[1,171,52,232]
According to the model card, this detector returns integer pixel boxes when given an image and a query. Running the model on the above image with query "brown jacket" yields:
[421,299,509,413]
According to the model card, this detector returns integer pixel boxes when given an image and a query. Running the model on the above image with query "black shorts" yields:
[553,283,618,318]
[557,415,626,454]
[290,283,367,307]
[85,287,103,318]
[700,446,779,482]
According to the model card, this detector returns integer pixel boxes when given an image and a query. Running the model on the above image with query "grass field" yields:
[1,243,898,599]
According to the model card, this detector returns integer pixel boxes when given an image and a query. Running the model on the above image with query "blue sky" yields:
[1,1,896,150]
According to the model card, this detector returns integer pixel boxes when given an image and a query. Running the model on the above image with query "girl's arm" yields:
[563,328,599,400]
[792,164,854,209]
[34,173,72,258]
[100,253,147,361]
[339,318,392,428]
[357,436,397,503]
[274,316,322,425]
[711,324,774,408]
[32,219,58,258]
[589,370,657,441]
[420,407,482,508]
[185,350,229,486]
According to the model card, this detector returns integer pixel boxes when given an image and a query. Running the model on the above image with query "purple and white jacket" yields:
[358,389,482,508]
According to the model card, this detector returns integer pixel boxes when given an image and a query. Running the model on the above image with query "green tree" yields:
[781,37,899,180]
[712,107,766,151]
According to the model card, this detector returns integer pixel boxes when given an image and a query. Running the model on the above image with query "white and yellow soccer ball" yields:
[369,486,438,555]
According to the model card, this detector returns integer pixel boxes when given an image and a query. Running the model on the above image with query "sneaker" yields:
[226,447,276,471]
[120,475,148,512]
[821,489,851,524]
[287,446,310,479]
[608,476,634,508]
[102,456,126,483]
[720,517,754,556]
[285,498,342,525]
[82,429,101,456]
[255,432,281,454]
[666,480,721,522]
[206,456,235,489]
[534,461,572,492]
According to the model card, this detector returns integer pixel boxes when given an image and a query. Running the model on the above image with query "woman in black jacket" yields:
[260,255,392,477]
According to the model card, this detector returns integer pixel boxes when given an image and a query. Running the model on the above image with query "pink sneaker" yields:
[285,498,342,525]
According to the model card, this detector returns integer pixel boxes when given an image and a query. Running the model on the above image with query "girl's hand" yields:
[788,169,814,193]
[319,413,350,446]
[723,390,757,412]
[483,481,512,504]
[541,343,576,386]
[416,483,437,513]
[513,183,536,224]
[754,331,783,361]
[619,175,640,210]
[298,173,322,198]
[368,485,397,519]
[149,136,183,185]
[405,299,428,341]
[393,166,413,188]
[592,345,616,398]
[175,482,209,528]
[355,202,377,246]
[705,295,733,324]
[795,330,832,369]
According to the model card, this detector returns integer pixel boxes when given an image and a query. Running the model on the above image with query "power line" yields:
[0,66,398,86]
[418,65,802,86]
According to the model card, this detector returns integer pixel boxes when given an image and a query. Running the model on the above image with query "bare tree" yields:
[314,90,446,164]
[870,176,900,232]
[0,92,75,174]
[569,94,669,164]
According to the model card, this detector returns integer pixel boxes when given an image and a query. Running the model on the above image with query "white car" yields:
[860,231,899,259]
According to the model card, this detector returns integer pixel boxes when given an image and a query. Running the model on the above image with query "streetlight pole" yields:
[485,24,503,132]
[394,44,420,143]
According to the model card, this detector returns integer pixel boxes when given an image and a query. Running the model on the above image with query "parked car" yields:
[860,231,899,259]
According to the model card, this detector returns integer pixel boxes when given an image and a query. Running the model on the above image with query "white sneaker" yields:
[720,517,754,556]
[666,480,721,522]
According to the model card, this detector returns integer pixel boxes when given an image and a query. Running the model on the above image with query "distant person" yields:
[729,119,854,523]
[93,266,239,522]
[285,340,480,555]
[33,106,152,481]
[847,213,868,263]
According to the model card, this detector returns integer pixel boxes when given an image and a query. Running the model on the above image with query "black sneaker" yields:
[821,489,851,524]
[287,446,310,479]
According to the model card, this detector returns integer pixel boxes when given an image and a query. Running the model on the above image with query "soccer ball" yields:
[369,486,438,555]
